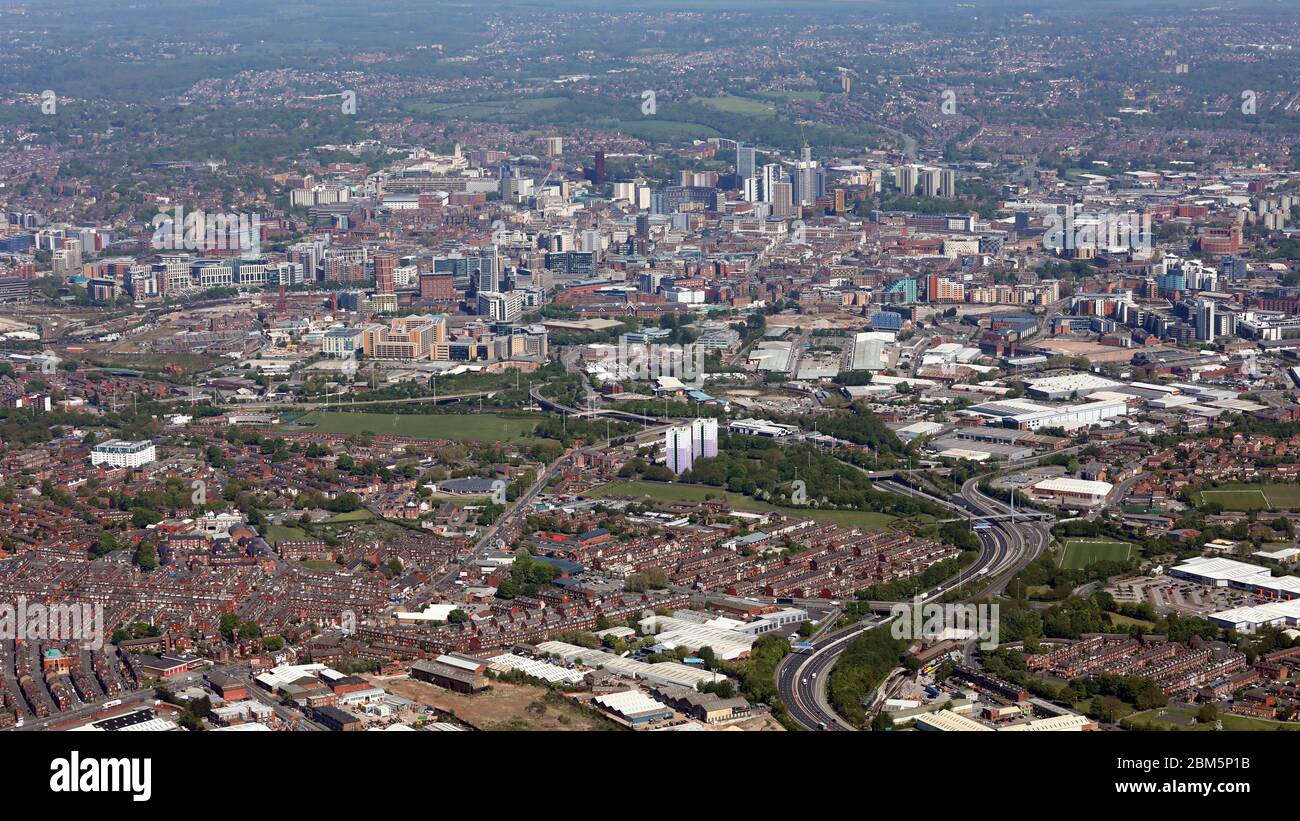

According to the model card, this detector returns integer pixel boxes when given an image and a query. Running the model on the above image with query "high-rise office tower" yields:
[793,142,818,206]
[477,265,497,294]
[770,181,795,217]
[760,164,782,204]
[737,143,756,183]
[477,290,523,323]
[498,162,517,198]
[1222,255,1249,281]
[1196,299,1216,342]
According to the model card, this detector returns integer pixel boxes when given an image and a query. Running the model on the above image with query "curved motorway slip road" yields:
[777,618,884,731]
[775,473,1052,730]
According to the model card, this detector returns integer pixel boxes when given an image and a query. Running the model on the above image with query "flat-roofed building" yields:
[90,439,156,469]
[361,314,447,361]
[1208,600,1300,633]
[1173,557,1300,604]
[915,709,993,732]
[999,714,1096,731]
[728,418,797,438]
[322,327,364,359]
[1028,476,1114,508]
[1006,398,1128,431]
[313,705,363,732]
[1025,373,1123,400]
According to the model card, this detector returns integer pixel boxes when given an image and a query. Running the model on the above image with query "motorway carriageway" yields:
[775,474,1050,731]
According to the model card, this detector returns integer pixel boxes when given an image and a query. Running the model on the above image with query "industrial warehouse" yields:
[1172,557,1300,632]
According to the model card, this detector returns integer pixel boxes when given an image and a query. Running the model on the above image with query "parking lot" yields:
[1107,574,1262,616]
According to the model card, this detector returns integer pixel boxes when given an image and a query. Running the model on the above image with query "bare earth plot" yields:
[372,675,620,731]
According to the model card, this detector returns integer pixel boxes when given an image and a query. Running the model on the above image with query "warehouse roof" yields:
[1208,601,1300,628]
[537,640,727,688]
[1032,477,1114,496]
[999,714,1094,731]
[1026,373,1122,395]
[488,653,587,685]
[594,690,671,719]
[1173,556,1277,584]
[915,710,993,732]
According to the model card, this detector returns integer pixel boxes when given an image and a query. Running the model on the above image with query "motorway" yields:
[774,470,1053,730]
[777,618,876,731]
[526,377,1055,731]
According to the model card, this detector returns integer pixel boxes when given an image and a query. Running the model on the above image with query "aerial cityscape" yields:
[2,0,1300,762]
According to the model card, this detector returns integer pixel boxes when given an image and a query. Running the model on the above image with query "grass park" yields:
[324,510,374,523]
[613,119,721,142]
[692,94,777,115]
[263,524,310,545]
[1123,707,1300,732]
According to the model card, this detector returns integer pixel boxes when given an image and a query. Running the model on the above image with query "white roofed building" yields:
[1028,476,1114,508]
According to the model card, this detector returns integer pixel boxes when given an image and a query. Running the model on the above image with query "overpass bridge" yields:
[934,510,1055,524]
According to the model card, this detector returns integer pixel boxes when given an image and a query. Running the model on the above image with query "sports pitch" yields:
[1197,484,1300,511]
[1059,538,1133,570]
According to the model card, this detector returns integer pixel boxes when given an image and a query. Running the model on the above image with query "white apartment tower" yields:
[666,426,694,475]
[691,417,719,459]
[666,418,719,475]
